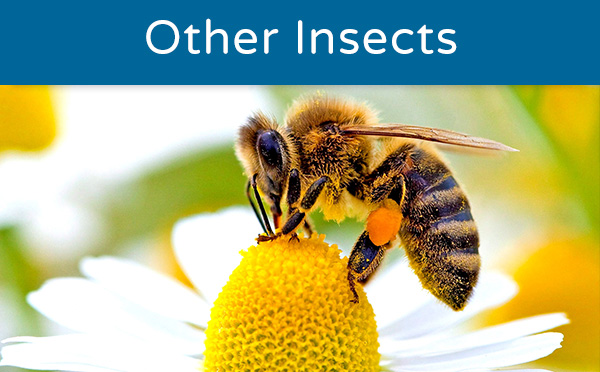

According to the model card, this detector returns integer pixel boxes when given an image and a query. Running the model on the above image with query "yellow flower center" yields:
[203,234,381,371]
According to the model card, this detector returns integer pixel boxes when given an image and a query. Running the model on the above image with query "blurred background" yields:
[0,86,598,372]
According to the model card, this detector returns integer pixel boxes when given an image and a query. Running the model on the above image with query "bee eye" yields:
[257,131,283,169]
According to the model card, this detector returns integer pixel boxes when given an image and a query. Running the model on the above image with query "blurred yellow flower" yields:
[514,85,599,230]
[0,86,56,152]
[488,237,599,371]
[516,86,599,153]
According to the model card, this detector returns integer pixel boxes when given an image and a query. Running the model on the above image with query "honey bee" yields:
[235,94,516,311]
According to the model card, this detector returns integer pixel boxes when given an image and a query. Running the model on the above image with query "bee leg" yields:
[300,176,329,210]
[284,168,302,240]
[259,176,329,243]
[257,210,305,243]
[288,232,300,243]
[268,168,299,231]
[278,176,329,237]
[287,169,301,208]
[284,176,329,234]
[348,271,359,303]
[302,218,314,237]
[347,231,386,303]
[281,210,306,235]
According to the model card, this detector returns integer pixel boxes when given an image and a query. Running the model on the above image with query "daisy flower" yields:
[1,207,567,371]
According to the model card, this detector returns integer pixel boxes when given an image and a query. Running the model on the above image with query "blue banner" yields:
[0,0,598,84]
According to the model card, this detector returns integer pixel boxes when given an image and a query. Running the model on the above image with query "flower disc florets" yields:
[203,234,380,371]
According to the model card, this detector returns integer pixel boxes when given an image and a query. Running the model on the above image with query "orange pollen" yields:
[366,206,403,246]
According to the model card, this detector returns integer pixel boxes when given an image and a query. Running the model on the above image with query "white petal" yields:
[80,256,210,327]
[1,335,201,372]
[378,271,517,339]
[380,313,568,357]
[172,206,258,304]
[366,259,434,329]
[27,278,205,356]
[387,332,563,372]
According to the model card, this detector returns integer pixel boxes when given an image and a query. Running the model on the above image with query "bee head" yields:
[235,112,295,212]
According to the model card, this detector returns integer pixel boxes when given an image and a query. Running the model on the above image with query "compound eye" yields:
[257,131,283,169]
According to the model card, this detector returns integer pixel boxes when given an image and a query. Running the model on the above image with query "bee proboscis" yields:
[235,94,516,311]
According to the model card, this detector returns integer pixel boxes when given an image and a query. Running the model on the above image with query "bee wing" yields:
[342,124,518,152]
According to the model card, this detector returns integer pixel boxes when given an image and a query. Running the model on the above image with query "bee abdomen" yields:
[406,176,468,226]
[401,174,480,311]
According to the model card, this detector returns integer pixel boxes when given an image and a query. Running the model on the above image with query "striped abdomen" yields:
[399,147,480,310]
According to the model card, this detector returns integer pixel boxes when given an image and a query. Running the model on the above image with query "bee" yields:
[235,94,516,311]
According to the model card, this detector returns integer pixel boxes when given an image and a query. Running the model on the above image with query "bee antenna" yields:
[248,174,274,236]
[246,179,268,234]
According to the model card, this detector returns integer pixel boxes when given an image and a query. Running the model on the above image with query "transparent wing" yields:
[341,124,518,152]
